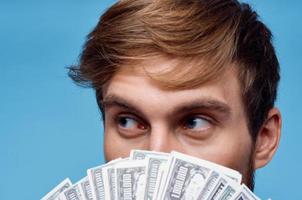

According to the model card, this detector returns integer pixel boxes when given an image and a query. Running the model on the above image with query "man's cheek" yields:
[103,131,144,161]
[218,145,253,174]
[195,140,251,172]
[103,131,127,161]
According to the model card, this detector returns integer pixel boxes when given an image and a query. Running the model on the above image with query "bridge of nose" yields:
[147,126,184,153]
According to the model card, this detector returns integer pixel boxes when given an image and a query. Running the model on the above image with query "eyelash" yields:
[184,112,214,122]
[183,114,212,127]
[114,112,215,130]
[115,113,148,130]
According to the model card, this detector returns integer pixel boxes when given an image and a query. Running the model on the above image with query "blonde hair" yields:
[69,0,280,138]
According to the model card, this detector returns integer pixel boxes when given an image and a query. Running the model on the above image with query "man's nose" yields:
[148,126,177,153]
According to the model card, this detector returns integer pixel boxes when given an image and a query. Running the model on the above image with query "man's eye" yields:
[182,116,211,131]
[118,117,138,129]
[116,115,147,138]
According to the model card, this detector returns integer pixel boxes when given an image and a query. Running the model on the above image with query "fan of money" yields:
[41,150,261,200]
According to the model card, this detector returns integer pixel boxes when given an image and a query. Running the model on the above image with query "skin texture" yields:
[101,57,281,187]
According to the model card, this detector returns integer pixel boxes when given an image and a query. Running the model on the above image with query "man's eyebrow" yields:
[171,99,231,118]
[102,94,231,119]
[101,95,144,116]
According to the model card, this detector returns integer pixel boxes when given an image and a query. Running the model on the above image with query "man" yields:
[69,0,281,191]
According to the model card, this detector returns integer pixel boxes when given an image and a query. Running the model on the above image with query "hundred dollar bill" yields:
[42,151,264,200]
[41,178,72,200]
[102,165,116,200]
[195,170,220,200]
[78,177,93,200]
[87,164,106,200]
[216,177,239,200]
[115,159,149,200]
[160,156,213,200]
[58,181,84,200]
[130,150,169,200]
[130,149,169,160]
[217,186,237,200]
[87,158,123,200]
[159,151,242,200]
[173,151,242,183]
[101,158,124,200]
[202,174,238,200]
[152,163,168,200]
[230,185,260,200]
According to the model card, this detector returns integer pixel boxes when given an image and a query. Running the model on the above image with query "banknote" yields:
[202,174,235,200]
[214,174,239,200]
[115,159,148,200]
[103,165,117,200]
[130,149,169,160]
[130,150,169,200]
[171,151,242,183]
[196,170,220,200]
[87,158,124,200]
[102,158,124,200]
[58,182,83,200]
[87,164,107,200]
[78,177,93,200]
[42,150,262,200]
[160,155,213,199]
[230,185,260,200]
[159,151,242,200]
[41,178,72,200]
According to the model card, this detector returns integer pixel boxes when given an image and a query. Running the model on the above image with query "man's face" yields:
[102,57,254,186]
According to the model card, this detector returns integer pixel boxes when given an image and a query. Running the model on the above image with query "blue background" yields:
[0,0,301,199]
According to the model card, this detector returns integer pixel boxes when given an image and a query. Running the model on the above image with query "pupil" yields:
[187,118,196,128]
[119,117,128,126]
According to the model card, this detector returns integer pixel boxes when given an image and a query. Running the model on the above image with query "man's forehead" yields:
[110,56,239,91]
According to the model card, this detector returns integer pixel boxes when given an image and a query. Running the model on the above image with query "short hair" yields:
[69,0,280,141]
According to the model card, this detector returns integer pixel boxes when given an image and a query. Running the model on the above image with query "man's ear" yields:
[254,107,282,169]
